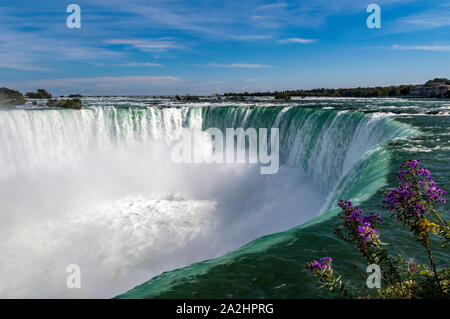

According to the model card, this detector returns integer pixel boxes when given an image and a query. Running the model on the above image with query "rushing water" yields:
[0,97,448,298]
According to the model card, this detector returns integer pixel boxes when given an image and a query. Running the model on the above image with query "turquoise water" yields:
[0,97,448,298]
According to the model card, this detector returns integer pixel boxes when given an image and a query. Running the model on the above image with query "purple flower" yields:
[417,168,431,176]
[357,222,379,243]
[337,200,382,248]
[307,257,333,275]
[427,184,447,203]
[383,160,447,221]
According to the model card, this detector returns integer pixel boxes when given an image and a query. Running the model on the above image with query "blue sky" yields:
[0,0,449,95]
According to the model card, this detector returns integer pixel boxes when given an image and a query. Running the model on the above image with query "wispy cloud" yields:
[18,76,182,89]
[113,62,165,67]
[279,38,316,44]
[14,76,180,91]
[208,63,270,69]
[0,0,449,95]
[208,80,225,84]
[393,44,450,52]
[105,39,182,52]
[0,15,121,72]
[0,63,53,72]
[257,3,289,10]
[87,0,346,40]
[392,10,450,33]
[230,35,272,41]
[11,76,183,95]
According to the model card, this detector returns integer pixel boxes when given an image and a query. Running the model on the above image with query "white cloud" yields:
[208,80,225,84]
[208,63,270,68]
[7,75,186,95]
[279,38,316,44]
[392,11,450,32]
[392,44,450,52]
[257,3,289,10]
[114,62,165,67]
[105,39,182,52]
[230,35,271,40]
[16,76,182,91]
[86,0,334,40]
[0,18,121,72]
[0,63,53,72]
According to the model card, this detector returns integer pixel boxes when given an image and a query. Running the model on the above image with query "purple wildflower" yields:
[307,257,333,275]
[357,222,379,243]
[337,200,382,248]
[384,160,447,218]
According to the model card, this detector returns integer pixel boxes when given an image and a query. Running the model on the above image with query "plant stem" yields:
[424,238,443,295]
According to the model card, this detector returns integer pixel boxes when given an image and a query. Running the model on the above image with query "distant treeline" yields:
[224,85,416,98]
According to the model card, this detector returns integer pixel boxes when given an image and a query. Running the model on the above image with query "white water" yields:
[0,104,411,298]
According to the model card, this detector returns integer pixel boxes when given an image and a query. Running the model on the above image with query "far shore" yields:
[1,78,449,108]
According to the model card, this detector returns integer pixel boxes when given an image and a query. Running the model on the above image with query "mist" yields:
[0,107,325,298]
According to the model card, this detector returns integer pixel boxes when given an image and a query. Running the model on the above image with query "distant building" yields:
[410,81,450,98]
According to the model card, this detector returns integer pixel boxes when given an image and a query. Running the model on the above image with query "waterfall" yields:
[0,104,415,298]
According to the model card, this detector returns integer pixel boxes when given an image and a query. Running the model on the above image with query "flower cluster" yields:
[383,184,412,211]
[337,200,381,245]
[427,181,447,203]
[357,222,379,243]
[413,219,439,238]
[396,159,419,180]
[307,257,333,276]
[395,159,432,181]
[307,160,449,299]
[383,160,447,221]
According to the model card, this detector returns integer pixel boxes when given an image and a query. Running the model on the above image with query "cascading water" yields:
[0,101,416,298]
